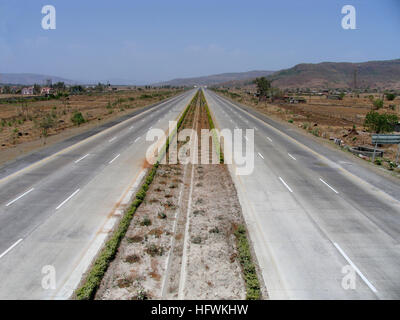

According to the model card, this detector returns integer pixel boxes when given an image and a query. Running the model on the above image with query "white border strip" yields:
[56,189,80,210]
[0,239,23,259]
[320,178,339,194]
[5,188,34,207]
[279,177,293,193]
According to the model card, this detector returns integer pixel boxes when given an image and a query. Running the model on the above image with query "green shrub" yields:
[71,112,85,126]
[234,225,261,300]
[364,111,398,133]
[386,93,396,101]
[140,216,152,226]
[373,99,384,110]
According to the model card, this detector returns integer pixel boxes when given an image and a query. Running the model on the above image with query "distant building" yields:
[41,87,53,95]
[21,87,34,95]
[287,97,306,104]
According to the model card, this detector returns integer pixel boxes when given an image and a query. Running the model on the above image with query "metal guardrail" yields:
[371,134,400,163]
[372,134,400,145]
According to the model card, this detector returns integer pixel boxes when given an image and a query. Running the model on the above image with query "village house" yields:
[41,87,53,95]
[21,86,34,95]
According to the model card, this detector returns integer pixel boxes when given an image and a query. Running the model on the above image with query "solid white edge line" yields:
[74,154,90,164]
[0,239,23,259]
[56,189,80,210]
[333,242,377,293]
[258,152,264,159]
[109,154,120,164]
[5,188,34,207]
[288,153,297,161]
[278,177,293,193]
[319,178,339,194]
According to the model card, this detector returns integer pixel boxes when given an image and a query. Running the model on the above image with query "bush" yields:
[145,244,163,257]
[140,216,152,226]
[158,212,167,219]
[386,93,396,101]
[364,111,398,133]
[373,99,384,110]
[71,112,85,126]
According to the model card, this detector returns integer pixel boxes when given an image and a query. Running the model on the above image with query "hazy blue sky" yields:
[0,0,399,84]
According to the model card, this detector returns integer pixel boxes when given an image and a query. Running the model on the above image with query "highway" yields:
[0,89,196,299]
[204,89,400,299]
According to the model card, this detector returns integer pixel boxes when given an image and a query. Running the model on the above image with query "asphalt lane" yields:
[204,89,400,299]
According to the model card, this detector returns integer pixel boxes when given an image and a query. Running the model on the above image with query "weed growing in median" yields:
[234,224,261,300]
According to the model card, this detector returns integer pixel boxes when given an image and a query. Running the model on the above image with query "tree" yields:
[95,82,105,92]
[33,84,41,95]
[71,111,85,126]
[2,85,11,94]
[364,111,398,133]
[254,77,271,101]
[386,93,396,101]
[52,82,66,92]
[40,114,54,144]
[70,85,85,94]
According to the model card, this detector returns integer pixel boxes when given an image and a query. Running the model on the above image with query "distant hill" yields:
[153,70,275,87]
[0,73,79,86]
[268,59,400,90]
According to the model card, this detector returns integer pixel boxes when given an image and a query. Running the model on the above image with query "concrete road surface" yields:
[0,90,196,299]
[204,89,400,299]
